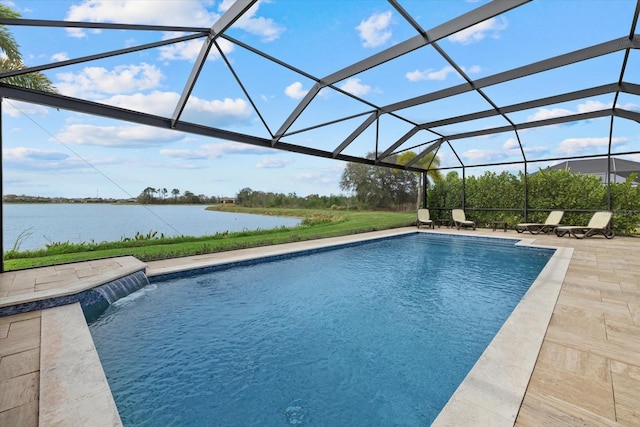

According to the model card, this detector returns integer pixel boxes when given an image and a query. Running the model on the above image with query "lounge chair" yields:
[555,211,614,239]
[515,210,564,234]
[416,208,434,229]
[452,209,475,230]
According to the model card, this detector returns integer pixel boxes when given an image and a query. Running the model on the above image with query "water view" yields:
[3,204,301,251]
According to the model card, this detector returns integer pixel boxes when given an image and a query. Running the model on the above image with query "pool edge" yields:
[431,238,571,426]
[40,303,123,427]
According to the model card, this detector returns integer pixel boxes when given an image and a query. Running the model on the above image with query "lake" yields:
[2,204,301,251]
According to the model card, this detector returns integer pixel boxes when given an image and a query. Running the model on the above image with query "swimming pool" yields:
[89,233,553,426]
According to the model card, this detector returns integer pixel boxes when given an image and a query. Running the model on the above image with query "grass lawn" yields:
[3,207,415,271]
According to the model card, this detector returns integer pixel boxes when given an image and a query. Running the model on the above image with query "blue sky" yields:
[2,0,639,199]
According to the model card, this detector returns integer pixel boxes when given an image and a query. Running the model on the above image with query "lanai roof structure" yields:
[0,0,639,182]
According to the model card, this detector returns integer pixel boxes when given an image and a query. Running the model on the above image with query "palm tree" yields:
[0,5,55,91]
[397,151,443,209]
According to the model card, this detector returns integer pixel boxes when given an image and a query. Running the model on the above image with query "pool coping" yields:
[40,303,122,426]
[0,256,146,309]
[431,234,572,426]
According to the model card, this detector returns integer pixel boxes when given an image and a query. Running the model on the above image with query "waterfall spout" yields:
[94,270,150,304]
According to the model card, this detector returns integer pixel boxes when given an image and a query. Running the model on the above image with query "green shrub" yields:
[426,169,639,235]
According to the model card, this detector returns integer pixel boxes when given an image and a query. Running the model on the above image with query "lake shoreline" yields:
[3,204,300,252]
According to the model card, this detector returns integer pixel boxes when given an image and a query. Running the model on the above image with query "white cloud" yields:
[3,147,69,162]
[461,148,493,161]
[502,138,519,150]
[556,137,628,155]
[406,66,458,82]
[338,78,371,96]
[526,107,573,122]
[356,11,393,48]
[200,142,271,157]
[577,100,610,113]
[2,100,49,118]
[578,100,638,113]
[158,149,200,159]
[2,147,144,177]
[158,36,234,62]
[466,65,482,74]
[160,142,271,160]
[285,82,308,99]
[98,91,253,126]
[159,38,213,61]
[526,99,637,122]
[292,164,345,187]
[65,0,283,42]
[293,170,339,185]
[55,63,163,98]
[183,96,252,125]
[256,157,293,169]
[99,91,177,116]
[448,17,508,45]
[405,65,480,82]
[65,0,220,38]
[55,124,185,148]
[51,52,69,62]
[460,139,547,163]
[220,0,285,42]
[1,146,116,171]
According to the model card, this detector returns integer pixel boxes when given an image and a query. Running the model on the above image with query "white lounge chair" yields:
[555,211,614,239]
[416,208,434,229]
[515,210,564,234]
[452,209,475,230]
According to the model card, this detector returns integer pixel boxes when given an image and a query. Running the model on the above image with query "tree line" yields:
[234,151,439,210]
[136,187,218,204]
[235,188,351,209]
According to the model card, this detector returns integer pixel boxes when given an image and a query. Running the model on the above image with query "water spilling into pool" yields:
[89,233,552,426]
[93,270,150,304]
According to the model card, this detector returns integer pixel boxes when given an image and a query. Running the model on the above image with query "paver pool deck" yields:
[1,227,639,426]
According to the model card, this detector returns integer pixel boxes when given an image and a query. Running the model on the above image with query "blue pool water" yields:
[89,233,553,426]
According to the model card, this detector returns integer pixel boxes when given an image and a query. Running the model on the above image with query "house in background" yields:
[545,157,640,185]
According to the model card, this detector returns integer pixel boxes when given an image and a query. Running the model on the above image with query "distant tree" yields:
[171,188,180,201]
[340,153,418,209]
[0,5,56,91]
[340,162,375,206]
[236,187,253,205]
[137,187,156,204]
[182,190,200,204]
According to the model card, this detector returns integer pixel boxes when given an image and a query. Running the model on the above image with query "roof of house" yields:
[546,158,640,183]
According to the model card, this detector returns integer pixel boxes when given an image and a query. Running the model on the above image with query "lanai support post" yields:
[422,172,427,209]
[607,116,614,211]
[523,161,528,222]
[462,166,466,210]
